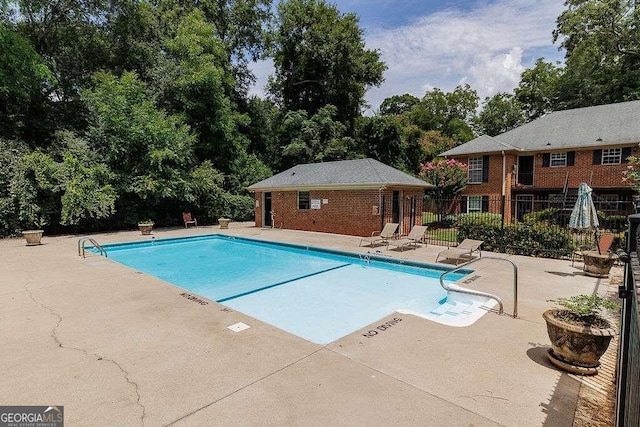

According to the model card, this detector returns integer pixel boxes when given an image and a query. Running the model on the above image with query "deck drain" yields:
[227,322,251,332]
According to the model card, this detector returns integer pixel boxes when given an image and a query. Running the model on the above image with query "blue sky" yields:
[249,0,566,112]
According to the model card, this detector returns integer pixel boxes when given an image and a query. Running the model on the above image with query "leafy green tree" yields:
[269,0,386,128]
[407,84,478,142]
[475,92,526,136]
[277,105,359,170]
[419,130,458,161]
[552,0,640,108]
[356,115,406,169]
[0,23,54,140]
[420,158,468,219]
[379,94,420,116]
[514,59,562,120]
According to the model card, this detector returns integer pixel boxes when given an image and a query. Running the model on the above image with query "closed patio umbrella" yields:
[569,182,600,252]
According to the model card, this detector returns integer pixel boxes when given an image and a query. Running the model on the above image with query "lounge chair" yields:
[436,239,483,265]
[182,212,197,228]
[359,223,399,248]
[388,225,428,252]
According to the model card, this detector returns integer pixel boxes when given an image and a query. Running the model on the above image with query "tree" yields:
[552,0,640,107]
[356,115,405,169]
[475,92,526,136]
[379,94,420,116]
[420,158,467,219]
[514,59,562,120]
[407,84,478,142]
[269,0,386,129]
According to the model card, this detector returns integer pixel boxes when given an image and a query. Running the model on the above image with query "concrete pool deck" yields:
[0,223,618,426]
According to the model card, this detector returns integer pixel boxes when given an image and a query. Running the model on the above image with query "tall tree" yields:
[379,94,420,116]
[553,0,640,107]
[514,59,562,120]
[475,92,526,136]
[269,0,386,129]
[407,84,478,142]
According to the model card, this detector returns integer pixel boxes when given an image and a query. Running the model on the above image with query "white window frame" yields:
[467,195,482,213]
[550,153,567,167]
[468,157,483,184]
[298,191,310,210]
[602,148,622,165]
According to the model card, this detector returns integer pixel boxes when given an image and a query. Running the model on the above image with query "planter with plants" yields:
[543,294,618,375]
[137,220,154,235]
[21,215,47,246]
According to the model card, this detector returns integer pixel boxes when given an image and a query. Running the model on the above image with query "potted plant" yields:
[21,214,47,246]
[137,220,154,235]
[218,218,231,229]
[543,294,618,375]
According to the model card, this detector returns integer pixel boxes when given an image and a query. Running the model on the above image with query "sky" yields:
[248,0,566,113]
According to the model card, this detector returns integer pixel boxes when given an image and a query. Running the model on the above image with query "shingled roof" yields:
[248,158,433,191]
[441,100,640,156]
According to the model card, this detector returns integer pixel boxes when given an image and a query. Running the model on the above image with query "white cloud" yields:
[246,0,566,112]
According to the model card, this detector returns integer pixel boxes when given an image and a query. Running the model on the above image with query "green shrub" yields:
[456,212,502,226]
[219,194,255,221]
[523,208,559,224]
[458,221,574,257]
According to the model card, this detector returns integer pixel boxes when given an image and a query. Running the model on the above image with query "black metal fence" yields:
[421,195,633,258]
[616,214,640,426]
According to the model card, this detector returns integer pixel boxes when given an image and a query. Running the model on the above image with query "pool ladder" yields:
[439,256,518,318]
[78,237,108,258]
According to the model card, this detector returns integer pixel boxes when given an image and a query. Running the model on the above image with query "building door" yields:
[515,195,534,221]
[392,191,400,224]
[518,156,534,186]
[263,192,272,227]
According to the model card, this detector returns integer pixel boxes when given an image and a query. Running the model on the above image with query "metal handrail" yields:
[78,237,108,258]
[439,256,518,318]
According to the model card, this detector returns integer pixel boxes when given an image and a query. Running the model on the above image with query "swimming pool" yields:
[100,235,493,344]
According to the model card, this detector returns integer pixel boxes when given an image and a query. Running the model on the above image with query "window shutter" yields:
[593,149,602,165]
[567,151,575,166]
[460,196,467,214]
[542,153,550,167]
[481,196,489,213]
[622,147,632,163]
[482,155,490,182]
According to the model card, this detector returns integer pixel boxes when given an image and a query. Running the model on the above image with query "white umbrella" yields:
[569,183,600,252]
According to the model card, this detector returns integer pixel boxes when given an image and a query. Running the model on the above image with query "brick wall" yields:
[253,188,424,237]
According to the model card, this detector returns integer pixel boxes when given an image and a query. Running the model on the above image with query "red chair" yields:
[182,212,197,228]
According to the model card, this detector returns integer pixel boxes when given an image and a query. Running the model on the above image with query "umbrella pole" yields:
[595,229,601,255]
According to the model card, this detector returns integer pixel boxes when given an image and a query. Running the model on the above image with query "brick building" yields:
[440,100,640,221]
[247,158,433,236]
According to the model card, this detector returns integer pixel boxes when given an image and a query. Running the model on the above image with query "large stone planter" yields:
[138,223,154,235]
[22,230,44,246]
[582,250,616,278]
[543,309,616,375]
[218,218,231,229]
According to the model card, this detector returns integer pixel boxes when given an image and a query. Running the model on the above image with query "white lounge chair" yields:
[360,223,399,248]
[436,239,483,265]
[388,225,428,252]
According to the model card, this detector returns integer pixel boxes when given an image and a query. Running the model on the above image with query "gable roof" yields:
[248,158,433,191]
[441,100,640,157]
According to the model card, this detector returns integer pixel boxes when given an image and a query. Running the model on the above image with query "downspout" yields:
[501,151,507,252]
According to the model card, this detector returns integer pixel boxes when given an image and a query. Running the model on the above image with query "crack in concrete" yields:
[24,285,147,426]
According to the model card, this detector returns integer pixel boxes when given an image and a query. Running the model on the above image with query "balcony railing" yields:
[514,168,630,189]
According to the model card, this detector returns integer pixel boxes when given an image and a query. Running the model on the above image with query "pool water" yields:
[101,235,491,344]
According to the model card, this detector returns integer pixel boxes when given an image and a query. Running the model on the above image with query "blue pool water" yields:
[101,235,483,344]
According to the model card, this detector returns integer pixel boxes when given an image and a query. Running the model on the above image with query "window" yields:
[602,148,622,165]
[468,157,483,184]
[298,191,310,210]
[467,195,482,213]
[550,153,566,167]
[596,194,620,212]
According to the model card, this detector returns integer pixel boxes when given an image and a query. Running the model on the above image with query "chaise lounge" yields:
[436,239,484,266]
[388,225,428,252]
[359,223,399,248]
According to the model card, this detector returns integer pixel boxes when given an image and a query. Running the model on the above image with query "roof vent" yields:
[546,142,551,146]
[291,171,296,175]
[596,138,603,142]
